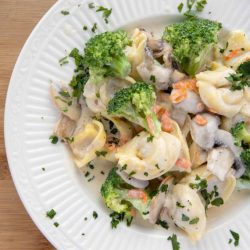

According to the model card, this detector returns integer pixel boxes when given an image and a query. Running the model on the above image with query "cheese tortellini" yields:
[196,63,244,117]
[115,131,181,180]
[70,120,106,167]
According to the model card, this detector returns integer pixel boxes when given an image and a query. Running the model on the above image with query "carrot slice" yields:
[173,79,198,93]
[161,111,173,132]
[224,48,241,61]
[170,89,187,104]
[176,158,192,170]
[128,189,148,203]
[194,114,208,126]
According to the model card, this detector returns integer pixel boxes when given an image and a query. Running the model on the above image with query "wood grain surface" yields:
[0,1,56,249]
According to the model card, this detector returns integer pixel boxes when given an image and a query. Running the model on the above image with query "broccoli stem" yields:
[110,56,131,78]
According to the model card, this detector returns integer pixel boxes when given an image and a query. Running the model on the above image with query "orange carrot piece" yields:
[170,89,187,104]
[176,158,192,170]
[224,48,241,61]
[194,114,208,126]
[161,111,173,132]
[128,189,148,203]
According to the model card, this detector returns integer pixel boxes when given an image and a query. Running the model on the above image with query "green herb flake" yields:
[176,202,185,208]
[92,211,98,219]
[54,222,59,227]
[178,3,184,13]
[95,151,108,157]
[46,209,56,219]
[96,6,112,23]
[156,220,169,229]
[144,172,149,176]
[100,171,105,175]
[160,184,168,193]
[49,135,58,144]
[88,3,95,9]
[109,212,125,229]
[88,163,95,169]
[142,211,149,215]
[229,230,240,247]
[128,171,136,177]
[150,75,156,83]
[91,23,98,33]
[182,214,190,222]
[85,171,90,178]
[211,197,224,207]
[83,25,88,31]
[88,176,95,182]
[61,10,70,15]
[42,167,45,171]
[147,135,154,142]
[126,217,133,227]
[121,164,127,171]
[59,90,70,98]
[189,217,199,224]
[167,234,180,250]
[155,163,160,169]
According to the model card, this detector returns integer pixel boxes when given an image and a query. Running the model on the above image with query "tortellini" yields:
[163,184,206,242]
[196,63,244,117]
[125,28,147,79]
[181,166,236,206]
[70,120,106,167]
[222,31,250,70]
[83,77,131,114]
[115,131,181,180]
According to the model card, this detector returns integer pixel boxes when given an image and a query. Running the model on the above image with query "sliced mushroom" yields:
[54,115,76,139]
[50,84,81,121]
[173,90,205,114]
[190,113,221,150]
[207,147,234,181]
[148,176,174,224]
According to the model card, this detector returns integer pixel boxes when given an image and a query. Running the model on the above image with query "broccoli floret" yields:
[231,122,250,147]
[83,30,131,82]
[101,168,151,220]
[163,18,222,76]
[107,82,161,136]
[241,149,250,167]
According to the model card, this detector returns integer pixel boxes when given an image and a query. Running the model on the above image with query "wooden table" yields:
[0,1,56,249]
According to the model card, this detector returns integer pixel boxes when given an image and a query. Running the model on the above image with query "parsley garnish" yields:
[59,90,70,98]
[189,217,199,224]
[91,23,98,33]
[42,167,45,171]
[83,25,88,31]
[219,42,229,54]
[142,211,149,215]
[85,171,90,177]
[54,222,59,227]
[121,164,127,171]
[229,230,240,247]
[96,6,112,23]
[88,176,95,182]
[92,211,98,219]
[59,56,69,66]
[49,135,58,144]
[155,164,160,169]
[128,171,136,177]
[159,184,168,193]
[88,3,95,9]
[178,3,184,13]
[95,151,107,157]
[178,0,207,19]
[88,163,95,169]
[109,212,126,229]
[167,234,180,250]
[144,172,149,176]
[156,220,169,229]
[226,60,250,90]
[46,209,56,219]
[150,75,156,83]
[182,214,190,221]
[176,202,185,208]
[211,197,224,207]
[147,135,154,142]
[61,10,70,15]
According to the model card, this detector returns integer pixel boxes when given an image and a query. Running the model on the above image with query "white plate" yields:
[5,0,250,249]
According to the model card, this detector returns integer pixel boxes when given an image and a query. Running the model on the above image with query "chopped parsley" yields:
[61,10,70,15]
[95,151,108,157]
[176,202,185,208]
[167,234,180,250]
[109,212,125,229]
[211,197,224,207]
[96,6,112,23]
[59,56,69,66]
[59,90,70,98]
[128,171,136,177]
[46,209,56,219]
[150,75,156,83]
[229,230,240,247]
[92,211,98,219]
[100,171,105,175]
[42,167,45,171]
[226,60,250,90]
[189,217,199,224]
[177,3,184,13]
[88,176,95,182]
[219,42,229,54]
[155,164,160,169]
[142,211,149,215]
[91,23,98,33]
[85,171,90,177]
[84,217,88,221]
[182,214,190,221]
[121,164,127,171]
[156,220,169,229]
[144,172,149,176]
[54,222,59,227]
[88,163,95,169]
[147,135,154,142]
[159,184,168,193]
[49,135,58,144]
[88,3,95,9]
[83,25,88,31]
